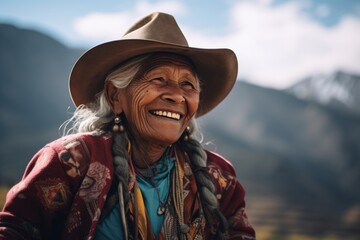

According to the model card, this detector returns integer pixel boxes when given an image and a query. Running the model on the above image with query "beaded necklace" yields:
[134,147,174,216]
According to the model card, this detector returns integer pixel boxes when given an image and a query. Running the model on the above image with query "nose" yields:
[162,93,185,104]
[161,80,185,104]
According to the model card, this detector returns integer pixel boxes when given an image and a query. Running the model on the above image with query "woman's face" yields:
[117,56,200,147]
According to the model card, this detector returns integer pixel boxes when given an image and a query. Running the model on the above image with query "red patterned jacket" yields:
[0,133,255,239]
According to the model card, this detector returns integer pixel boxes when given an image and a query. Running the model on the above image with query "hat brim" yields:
[69,39,238,117]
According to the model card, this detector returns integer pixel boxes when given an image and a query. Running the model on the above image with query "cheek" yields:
[126,83,152,110]
[128,90,149,120]
[185,93,200,118]
[125,85,157,130]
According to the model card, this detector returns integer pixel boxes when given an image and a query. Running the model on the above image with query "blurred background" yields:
[1,0,360,239]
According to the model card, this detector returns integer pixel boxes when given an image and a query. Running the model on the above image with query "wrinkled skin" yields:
[106,55,200,167]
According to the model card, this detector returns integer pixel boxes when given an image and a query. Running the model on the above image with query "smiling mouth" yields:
[150,110,181,120]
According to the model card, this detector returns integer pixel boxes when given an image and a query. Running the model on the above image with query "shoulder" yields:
[24,133,113,178]
[205,150,237,177]
[45,132,113,156]
[205,151,256,238]
[46,132,112,149]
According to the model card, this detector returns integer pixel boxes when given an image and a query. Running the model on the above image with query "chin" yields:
[156,134,182,146]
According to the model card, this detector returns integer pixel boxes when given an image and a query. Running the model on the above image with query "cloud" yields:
[316,4,330,18]
[73,0,185,43]
[224,0,360,88]
[73,0,360,89]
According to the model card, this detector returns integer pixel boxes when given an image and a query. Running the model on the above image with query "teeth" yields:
[152,110,180,120]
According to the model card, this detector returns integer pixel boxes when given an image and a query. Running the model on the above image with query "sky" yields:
[0,0,359,89]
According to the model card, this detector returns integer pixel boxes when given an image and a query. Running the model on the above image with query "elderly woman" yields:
[0,12,255,240]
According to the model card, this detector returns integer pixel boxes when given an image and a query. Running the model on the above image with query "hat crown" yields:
[122,12,189,46]
[70,12,237,117]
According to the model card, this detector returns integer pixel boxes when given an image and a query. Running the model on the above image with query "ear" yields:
[105,81,124,114]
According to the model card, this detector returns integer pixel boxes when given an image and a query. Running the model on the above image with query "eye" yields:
[150,77,166,85]
[180,80,196,90]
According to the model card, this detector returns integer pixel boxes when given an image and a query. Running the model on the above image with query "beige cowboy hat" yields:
[69,12,238,117]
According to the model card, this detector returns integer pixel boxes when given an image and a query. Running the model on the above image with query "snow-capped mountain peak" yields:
[287,71,360,114]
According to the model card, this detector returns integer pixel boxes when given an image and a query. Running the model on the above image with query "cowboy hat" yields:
[69,12,238,117]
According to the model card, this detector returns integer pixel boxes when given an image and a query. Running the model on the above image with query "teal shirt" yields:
[94,148,175,239]
[94,203,123,239]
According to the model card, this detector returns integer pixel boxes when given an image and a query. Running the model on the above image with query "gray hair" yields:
[61,53,202,141]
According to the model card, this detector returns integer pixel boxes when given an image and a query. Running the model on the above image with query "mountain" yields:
[200,81,360,235]
[286,71,360,115]
[1,23,360,238]
[0,23,85,183]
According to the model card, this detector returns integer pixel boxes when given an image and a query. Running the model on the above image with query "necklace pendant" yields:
[157,206,166,215]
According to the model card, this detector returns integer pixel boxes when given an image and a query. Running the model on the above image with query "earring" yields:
[112,115,124,132]
[183,126,191,141]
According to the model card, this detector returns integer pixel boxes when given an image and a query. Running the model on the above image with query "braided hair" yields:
[179,128,229,239]
[111,124,228,239]
[111,130,132,240]
[63,53,228,238]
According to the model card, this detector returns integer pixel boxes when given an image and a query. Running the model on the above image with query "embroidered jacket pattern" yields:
[0,133,255,240]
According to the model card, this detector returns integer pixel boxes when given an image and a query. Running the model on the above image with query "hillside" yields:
[201,81,360,236]
[0,23,360,238]
[0,24,86,184]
